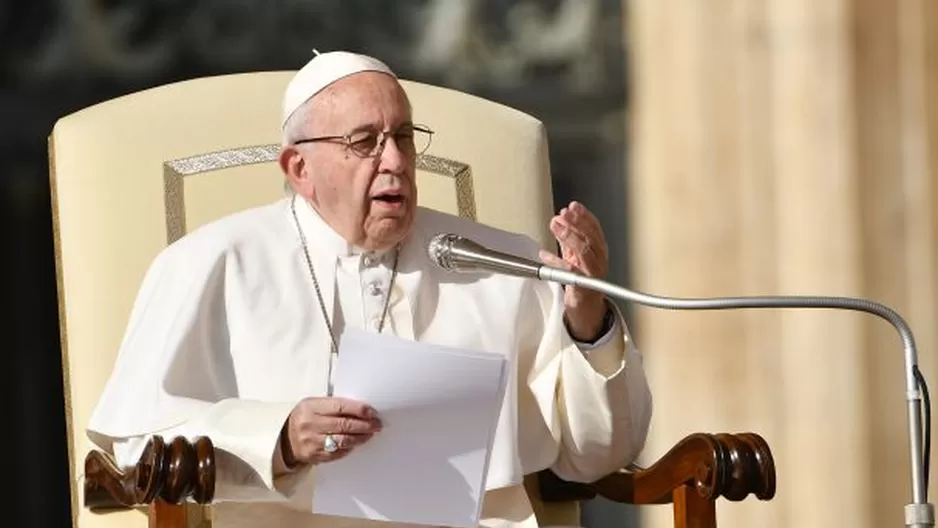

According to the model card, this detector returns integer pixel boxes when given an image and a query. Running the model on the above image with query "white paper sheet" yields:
[311,328,509,528]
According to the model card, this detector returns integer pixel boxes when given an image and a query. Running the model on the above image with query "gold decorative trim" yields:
[163,147,475,244]
[166,145,281,175]
[164,145,280,244]
[49,133,80,528]
[417,154,476,220]
[163,166,186,246]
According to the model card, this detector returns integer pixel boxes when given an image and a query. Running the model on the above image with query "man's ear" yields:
[279,146,306,188]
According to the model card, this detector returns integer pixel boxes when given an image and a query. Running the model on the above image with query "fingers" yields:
[311,429,377,463]
[566,201,604,241]
[538,250,572,270]
[315,397,378,419]
[550,218,592,263]
[549,202,608,278]
[324,432,375,452]
[313,397,383,434]
[551,202,607,256]
[292,432,374,466]
[314,414,382,435]
[284,397,383,466]
[286,428,377,466]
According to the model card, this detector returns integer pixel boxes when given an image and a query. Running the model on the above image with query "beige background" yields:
[624,1,938,527]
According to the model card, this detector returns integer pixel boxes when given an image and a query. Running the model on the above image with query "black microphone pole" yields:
[536,266,934,528]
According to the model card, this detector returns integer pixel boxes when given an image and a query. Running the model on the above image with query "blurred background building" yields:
[3,1,937,527]
[2,0,635,526]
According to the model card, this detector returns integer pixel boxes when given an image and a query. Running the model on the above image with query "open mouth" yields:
[372,192,405,204]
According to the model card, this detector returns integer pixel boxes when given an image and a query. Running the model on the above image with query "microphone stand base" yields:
[906,503,935,527]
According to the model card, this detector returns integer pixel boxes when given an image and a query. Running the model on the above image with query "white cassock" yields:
[87,196,653,528]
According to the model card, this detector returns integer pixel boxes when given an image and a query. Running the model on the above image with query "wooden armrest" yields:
[539,432,776,504]
[84,436,216,510]
[538,432,775,528]
[599,432,775,504]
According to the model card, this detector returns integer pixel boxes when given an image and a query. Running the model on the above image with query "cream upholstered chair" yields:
[51,71,572,528]
[51,72,776,528]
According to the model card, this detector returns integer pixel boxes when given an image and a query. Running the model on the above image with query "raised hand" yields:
[538,201,610,341]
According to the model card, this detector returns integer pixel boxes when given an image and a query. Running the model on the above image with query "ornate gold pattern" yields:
[166,145,281,175]
[163,145,280,243]
[416,154,476,220]
[163,147,476,244]
[163,165,186,245]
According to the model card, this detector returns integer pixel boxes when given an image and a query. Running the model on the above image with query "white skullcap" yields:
[281,50,397,128]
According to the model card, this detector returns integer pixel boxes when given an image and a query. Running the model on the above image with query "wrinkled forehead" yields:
[309,72,412,132]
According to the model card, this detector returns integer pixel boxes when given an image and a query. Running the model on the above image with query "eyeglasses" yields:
[292,124,434,158]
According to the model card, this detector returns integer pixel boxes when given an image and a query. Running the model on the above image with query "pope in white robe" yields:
[86,51,653,528]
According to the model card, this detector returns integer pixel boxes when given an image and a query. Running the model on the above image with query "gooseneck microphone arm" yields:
[539,266,932,526]
[428,233,934,528]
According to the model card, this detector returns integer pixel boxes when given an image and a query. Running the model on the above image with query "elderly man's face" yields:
[282,72,417,252]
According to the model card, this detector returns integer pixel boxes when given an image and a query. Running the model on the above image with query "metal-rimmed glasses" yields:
[292,124,434,158]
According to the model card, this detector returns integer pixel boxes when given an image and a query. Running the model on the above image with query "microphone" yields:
[427,232,934,528]
[427,233,543,278]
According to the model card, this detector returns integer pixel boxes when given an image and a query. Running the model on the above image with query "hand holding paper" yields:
[281,396,383,467]
[311,329,509,528]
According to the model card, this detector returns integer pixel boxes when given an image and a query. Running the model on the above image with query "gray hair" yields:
[281,98,317,194]
[282,98,316,146]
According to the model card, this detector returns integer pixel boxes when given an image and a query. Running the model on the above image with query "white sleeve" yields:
[86,239,303,502]
[523,276,653,483]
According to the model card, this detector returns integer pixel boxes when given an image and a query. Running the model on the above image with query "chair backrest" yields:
[49,71,557,527]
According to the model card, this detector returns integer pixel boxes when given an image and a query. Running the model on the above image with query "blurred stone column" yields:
[624,1,938,527]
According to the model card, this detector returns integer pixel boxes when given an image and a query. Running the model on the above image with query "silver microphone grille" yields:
[427,233,462,270]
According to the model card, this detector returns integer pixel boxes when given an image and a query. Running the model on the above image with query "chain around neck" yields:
[289,194,400,393]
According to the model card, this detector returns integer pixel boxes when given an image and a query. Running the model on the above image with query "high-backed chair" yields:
[49,72,776,528]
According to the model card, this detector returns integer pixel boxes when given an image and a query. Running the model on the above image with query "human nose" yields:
[377,133,408,173]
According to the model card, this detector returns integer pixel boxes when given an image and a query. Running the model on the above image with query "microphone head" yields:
[427,233,462,270]
[428,232,542,278]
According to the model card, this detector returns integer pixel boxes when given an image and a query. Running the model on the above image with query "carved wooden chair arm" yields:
[84,436,215,511]
[537,432,776,525]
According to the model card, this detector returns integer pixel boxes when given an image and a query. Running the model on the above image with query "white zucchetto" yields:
[281,50,397,128]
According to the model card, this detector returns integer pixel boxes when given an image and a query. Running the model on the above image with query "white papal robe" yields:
[87,196,653,528]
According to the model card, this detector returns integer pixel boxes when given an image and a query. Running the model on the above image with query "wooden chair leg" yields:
[148,499,188,528]
[673,485,717,528]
